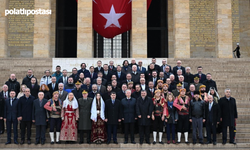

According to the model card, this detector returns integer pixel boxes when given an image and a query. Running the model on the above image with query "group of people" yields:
[0,58,238,145]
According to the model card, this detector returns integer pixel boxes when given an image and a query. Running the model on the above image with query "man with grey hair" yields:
[218,88,238,145]
[173,60,185,76]
[58,69,68,85]
[175,69,183,82]
[57,83,68,101]
[121,89,137,144]
[5,74,20,95]
[178,75,189,91]
[108,60,117,73]
[96,77,106,94]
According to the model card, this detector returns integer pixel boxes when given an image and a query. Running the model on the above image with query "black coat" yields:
[22,75,37,86]
[18,95,35,121]
[219,96,238,127]
[205,101,221,124]
[4,98,20,121]
[27,83,40,99]
[77,69,91,78]
[136,96,153,126]
[131,72,141,85]
[103,71,113,82]
[131,91,141,99]
[121,97,137,123]
[69,73,80,83]
[94,67,104,73]
[32,98,48,125]
[102,92,112,101]
[0,95,5,118]
[48,83,59,97]
[72,88,83,100]
[40,90,51,100]
[173,66,185,76]
[194,73,206,83]
[105,99,121,125]
[117,91,126,101]
[202,79,217,93]
[184,73,194,85]
[146,88,155,98]
[115,72,126,83]
[5,79,20,95]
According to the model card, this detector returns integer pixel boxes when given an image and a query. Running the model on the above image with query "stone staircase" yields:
[0,58,249,149]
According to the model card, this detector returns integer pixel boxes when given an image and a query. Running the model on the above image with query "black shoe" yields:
[41,141,45,145]
[213,142,217,145]
[153,141,156,145]
[51,141,54,144]
[5,141,11,145]
[222,141,226,145]
[159,141,164,144]
[146,141,151,144]
[124,141,128,144]
[177,141,181,144]
[20,140,24,145]
[35,141,40,145]
[113,141,118,144]
[56,141,61,144]
[193,141,196,144]
[79,141,83,144]
[0,131,4,134]
[131,141,136,144]
[106,141,110,144]
[14,140,19,144]
[185,141,189,144]
[27,140,31,145]
[206,141,212,144]
[199,141,204,144]
[230,141,236,145]
[87,141,91,144]
[140,141,143,145]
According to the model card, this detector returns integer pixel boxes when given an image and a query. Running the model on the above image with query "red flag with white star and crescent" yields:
[93,0,132,38]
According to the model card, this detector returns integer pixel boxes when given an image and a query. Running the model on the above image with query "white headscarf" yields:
[63,94,78,109]
[208,87,220,99]
[91,95,105,122]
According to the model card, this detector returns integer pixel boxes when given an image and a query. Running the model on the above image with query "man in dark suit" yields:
[136,90,153,144]
[194,66,206,83]
[48,77,59,97]
[202,73,217,93]
[18,88,35,144]
[58,83,68,101]
[0,90,5,135]
[105,92,121,144]
[94,60,104,73]
[184,67,194,86]
[81,77,92,92]
[219,89,238,145]
[78,63,91,78]
[116,65,126,83]
[205,95,221,145]
[148,71,159,87]
[89,66,98,83]
[58,69,68,85]
[117,84,127,101]
[93,72,107,86]
[147,58,161,73]
[121,89,137,144]
[178,75,189,92]
[88,84,98,98]
[122,73,133,85]
[70,67,80,83]
[108,60,117,73]
[137,61,146,73]
[146,81,155,98]
[131,65,141,85]
[161,59,172,73]
[103,64,113,82]
[173,60,185,76]
[27,77,40,99]
[102,85,113,101]
[96,77,106,94]
[164,66,173,79]
[140,78,147,91]
[4,90,20,144]
[0,84,10,134]
[131,84,141,99]
[32,92,48,145]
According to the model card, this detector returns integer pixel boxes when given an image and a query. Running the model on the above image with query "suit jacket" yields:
[32,98,47,125]
[103,71,113,82]
[0,94,5,118]
[81,84,92,92]
[78,69,91,78]
[172,89,180,97]
[194,73,206,83]
[27,83,40,99]
[105,99,121,125]
[4,97,20,121]
[149,77,159,87]
[117,91,126,101]
[146,88,155,98]
[184,73,194,85]
[173,66,186,76]
[137,66,146,73]
[116,72,126,83]
[58,90,68,101]
[93,78,107,86]
[147,64,161,73]
[58,76,68,84]
[202,79,217,93]
[89,72,98,83]
[161,65,172,73]
[18,95,35,121]
[94,67,104,73]
[69,73,79,83]
[121,66,132,74]
[0,91,10,100]
[48,83,59,97]
[136,96,153,126]
[108,66,117,73]
[72,88,83,100]
[131,72,141,85]
[219,96,238,127]
[131,91,141,99]
[88,91,97,99]
[97,85,106,94]
[205,101,221,124]
[121,97,137,123]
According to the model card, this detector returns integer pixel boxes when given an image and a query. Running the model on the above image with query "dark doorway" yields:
[56,0,77,57]
[147,0,168,58]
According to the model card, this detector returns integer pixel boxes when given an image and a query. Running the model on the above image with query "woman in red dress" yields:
[60,92,79,143]
[90,93,106,144]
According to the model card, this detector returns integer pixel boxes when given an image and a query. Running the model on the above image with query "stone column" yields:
[77,0,93,58]
[33,0,51,58]
[173,0,190,58]
[0,0,8,58]
[217,0,233,58]
[131,0,147,58]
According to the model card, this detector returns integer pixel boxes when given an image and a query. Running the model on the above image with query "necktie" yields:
[60,91,62,96]
[199,74,201,79]
[10,98,13,106]
[4,92,7,99]
[112,100,115,104]
[52,84,55,90]
[32,84,34,88]
[118,73,120,78]
[209,103,212,111]
[151,89,153,95]
[40,100,42,107]
[63,77,66,84]
[91,73,93,78]
[46,77,48,85]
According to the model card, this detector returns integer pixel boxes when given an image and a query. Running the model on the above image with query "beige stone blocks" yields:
[173,0,190,58]
[33,0,51,58]
[217,0,233,58]
[77,0,93,58]
[0,0,7,58]
[131,0,147,58]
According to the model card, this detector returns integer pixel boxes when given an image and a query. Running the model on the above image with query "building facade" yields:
[0,0,249,58]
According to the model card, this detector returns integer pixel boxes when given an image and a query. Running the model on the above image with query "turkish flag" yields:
[93,0,131,38]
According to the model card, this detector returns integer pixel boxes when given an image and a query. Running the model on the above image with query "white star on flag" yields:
[100,5,125,29]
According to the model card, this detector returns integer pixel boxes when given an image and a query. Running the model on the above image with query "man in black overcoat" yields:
[136,90,153,144]
[218,89,238,144]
